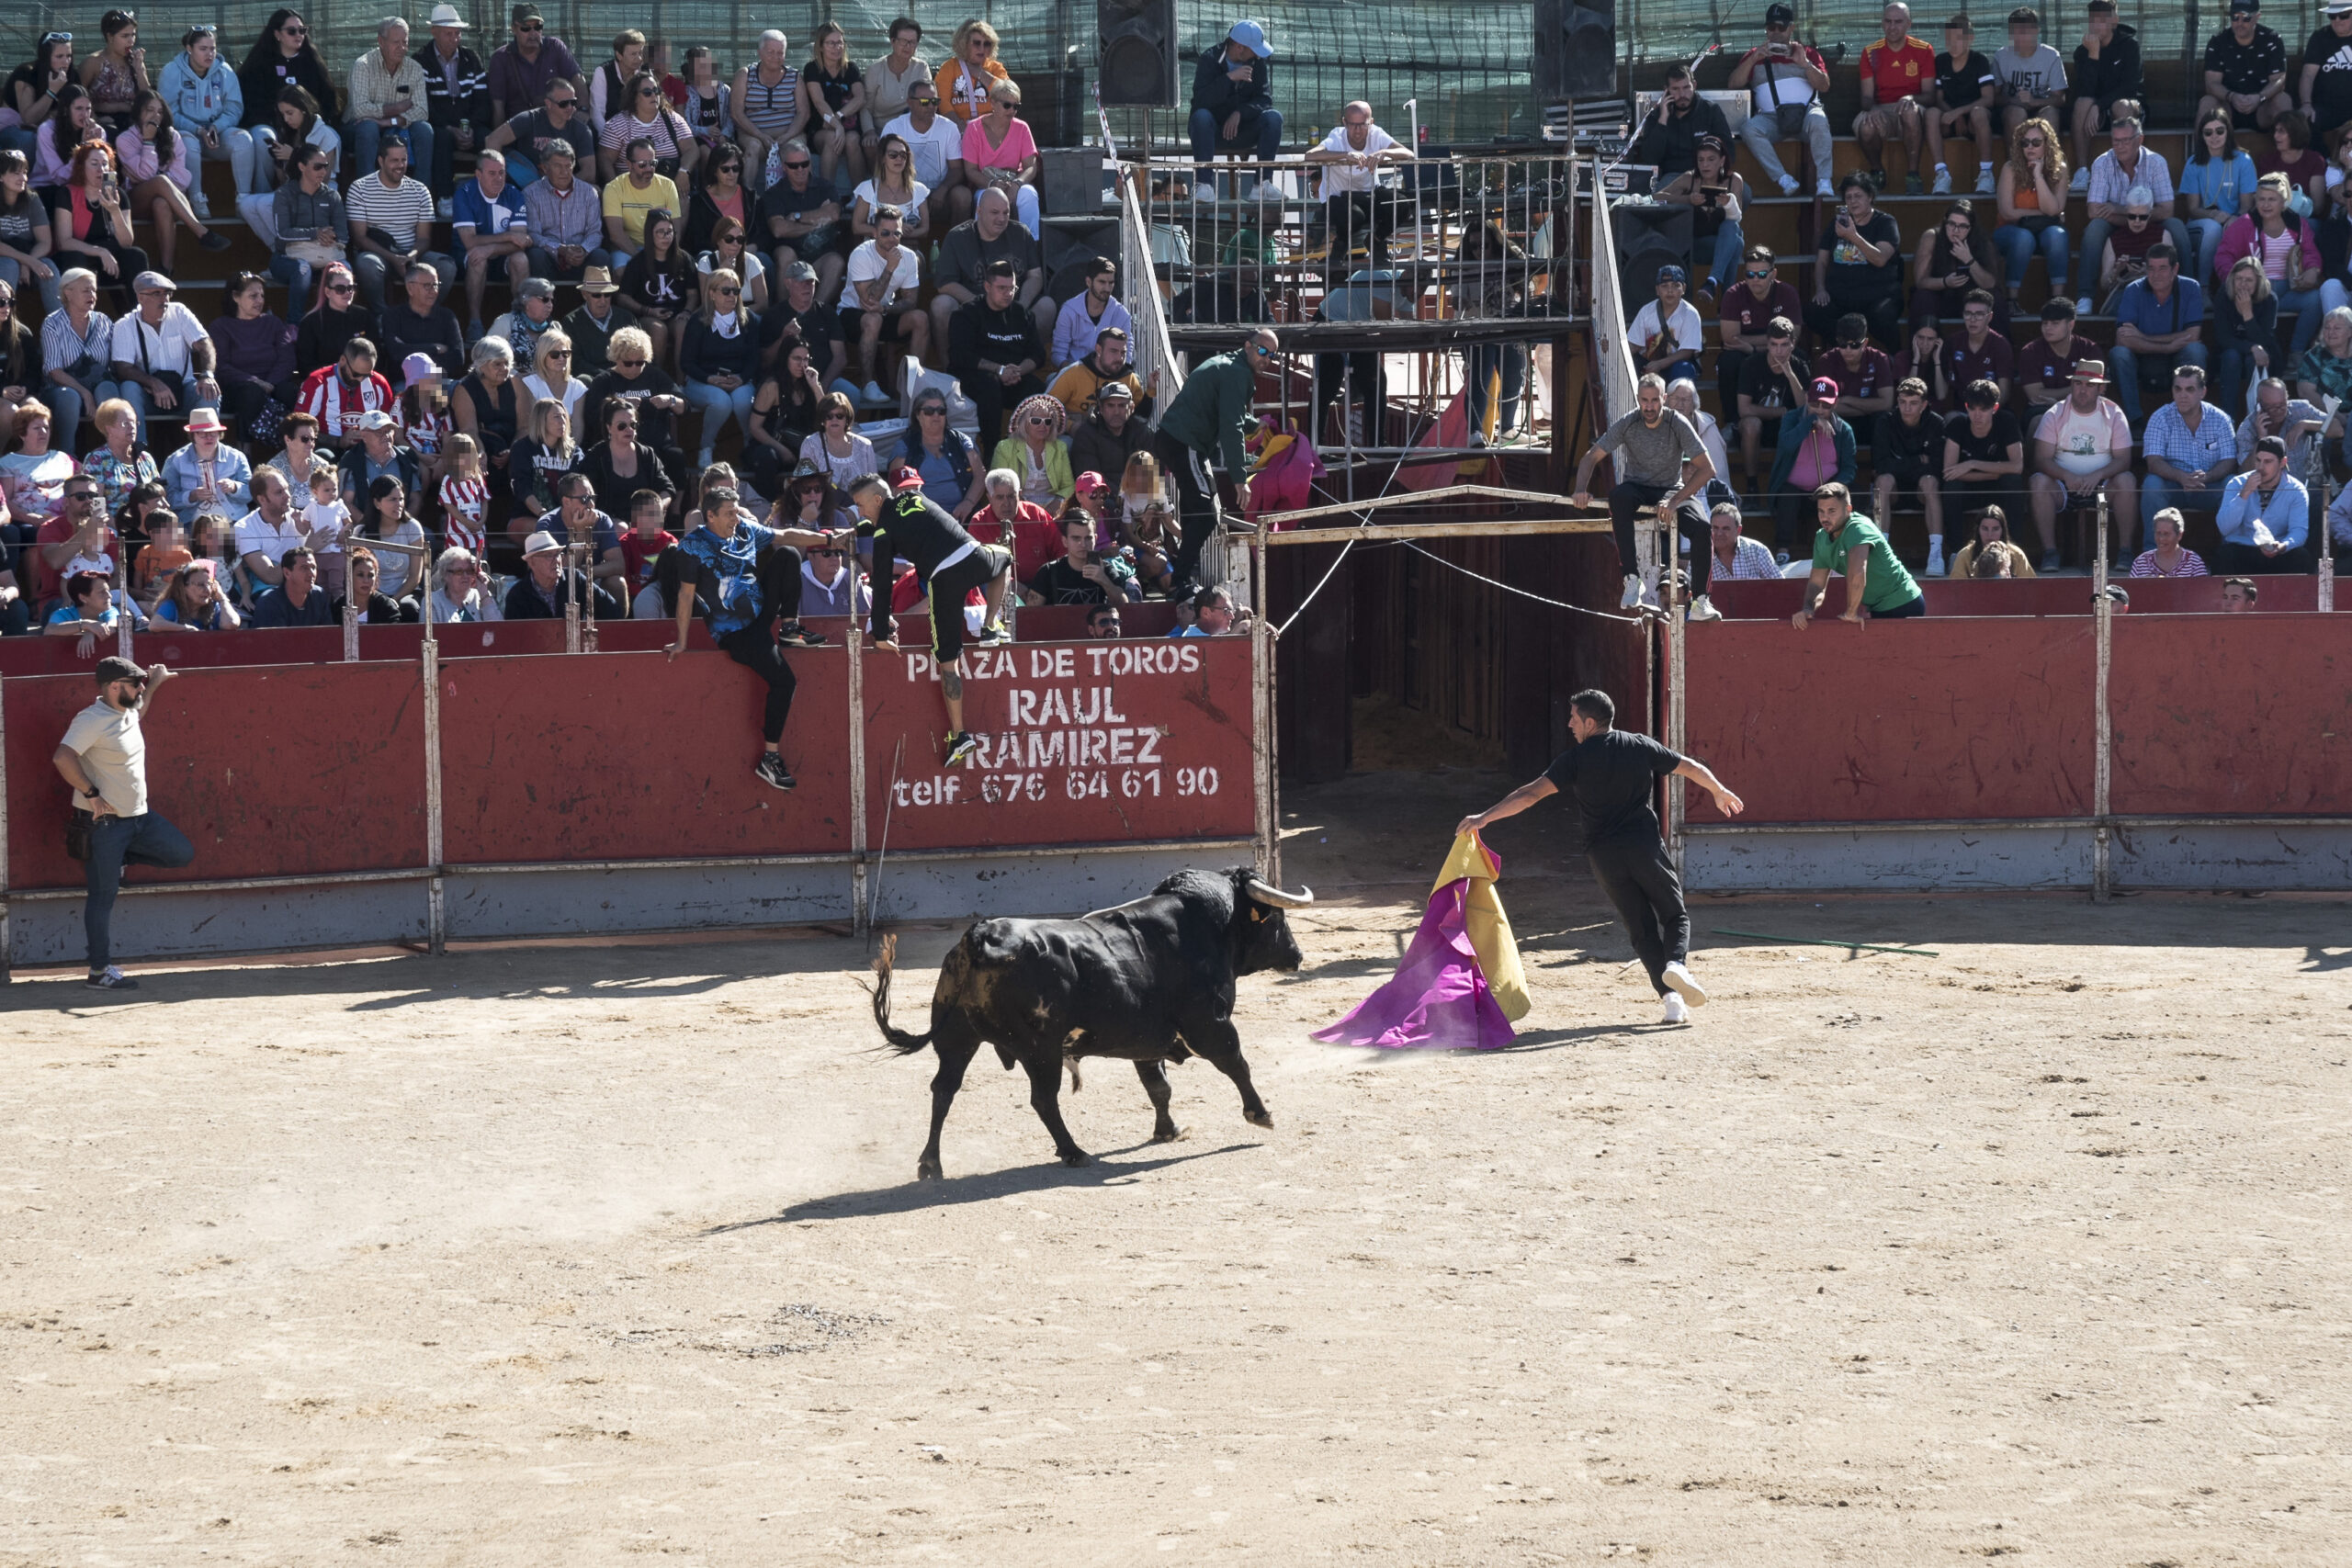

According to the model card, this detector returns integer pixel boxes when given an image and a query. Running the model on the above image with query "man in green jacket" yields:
[1151,327,1278,589]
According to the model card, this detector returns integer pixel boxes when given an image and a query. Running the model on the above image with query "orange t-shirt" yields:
[934,57,1009,124]
[1860,38,1936,101]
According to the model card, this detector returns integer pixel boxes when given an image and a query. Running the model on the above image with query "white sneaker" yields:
[2071,166,2091,193]
[436,197,453,220]
[1815,179,1836,199]
[1662,992,1690,1024]
[1931,167,1951,195]
[1777,174,1801,197]
[1975,164,1995,195]
[1620,572,1642,609]
[1687,592,1723,623]
[1662,961,1709,1006]
[1926,543,1946,576]
[2076,297,2095,318]
[862,380,888,404]
[1193,180,1217,203]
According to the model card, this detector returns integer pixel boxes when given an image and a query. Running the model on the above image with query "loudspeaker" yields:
[1611,202,1692,314]
[1099,0,1182,107]
[1533,0,1619,102]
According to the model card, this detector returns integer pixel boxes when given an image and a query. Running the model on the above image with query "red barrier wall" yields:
[1681,617,2097,823]
[1707,575,2323,620]
[435,649,853,864]
[2110,615,2352,816]
[861,636,1258,852]
[6,662,430,892]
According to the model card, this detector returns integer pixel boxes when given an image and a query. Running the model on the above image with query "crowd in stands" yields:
[0,6,1272,645]
[1627,0,2352,578]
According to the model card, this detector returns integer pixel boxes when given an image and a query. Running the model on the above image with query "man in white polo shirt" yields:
[53,656,191,991]
[1305,99,1413,281]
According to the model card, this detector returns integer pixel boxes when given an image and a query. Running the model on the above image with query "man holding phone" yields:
[348,17,435,202]
[1730,3,1834,199]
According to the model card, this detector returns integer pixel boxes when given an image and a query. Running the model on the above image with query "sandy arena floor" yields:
[4,770,2347,1566]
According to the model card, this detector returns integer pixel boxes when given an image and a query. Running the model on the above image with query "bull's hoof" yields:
[1245,1109,1275,1128]
[916,1157,944,1181]
[1058,1149,1095,1168]
[1150,1123,1186,1144]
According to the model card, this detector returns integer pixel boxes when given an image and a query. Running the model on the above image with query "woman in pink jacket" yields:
[2212,172,2344,357]
[114,89,230,271]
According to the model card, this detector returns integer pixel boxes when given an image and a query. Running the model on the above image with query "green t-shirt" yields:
[1811,513,1920,613]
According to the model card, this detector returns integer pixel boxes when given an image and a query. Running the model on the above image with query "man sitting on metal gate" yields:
[1568,371,1717,616]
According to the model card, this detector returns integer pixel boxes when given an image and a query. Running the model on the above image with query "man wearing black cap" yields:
[1455,688,1745,1029]
[2202,0,2292,132]
[52,657,192,991]
[1731,4,1835,199]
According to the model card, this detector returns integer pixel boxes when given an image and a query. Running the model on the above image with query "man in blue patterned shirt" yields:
[661,485,841,792]
[2138,363,2240,551]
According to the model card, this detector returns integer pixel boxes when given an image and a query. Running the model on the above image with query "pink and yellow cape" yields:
[1312,832,1531,1050]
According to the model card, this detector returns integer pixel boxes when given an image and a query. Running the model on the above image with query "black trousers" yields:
[1313,350,1384,429]
[1803,285,1902,351]
[1587,832,1689,998]
[1610,481,1712,593]
[219,374,303,431]
[968,369,1046,447]
[2211,540,2315,576]
[1151,426,1218,589]
[1324,191,1400,276]
[659,543,806,743]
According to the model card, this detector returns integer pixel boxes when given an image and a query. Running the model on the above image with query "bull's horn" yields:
[1245,876,1315,908]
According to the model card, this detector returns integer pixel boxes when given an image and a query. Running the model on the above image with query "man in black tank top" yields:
[850,472,1014,766]
[1456,688,1746,1026]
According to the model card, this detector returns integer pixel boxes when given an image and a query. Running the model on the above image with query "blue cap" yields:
[1657,264,1687,284]
[1227,19,1271,57]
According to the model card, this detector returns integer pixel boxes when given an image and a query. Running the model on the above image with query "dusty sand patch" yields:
[4,770,2346,1564]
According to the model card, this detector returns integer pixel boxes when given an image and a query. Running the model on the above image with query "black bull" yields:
[868,867,1314,1179]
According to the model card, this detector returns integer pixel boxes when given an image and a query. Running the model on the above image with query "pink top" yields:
[960,114,1036,173]
[114,128,192,191]
[2212,212,2322,281]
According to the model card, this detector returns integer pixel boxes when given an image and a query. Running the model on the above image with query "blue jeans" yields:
[1700,220,1745,291]
[1465,341,1528,436]
[685,378,758,463]
[267,254,321,321]
[0,254,63,314]
[347,118,435,186]
[83,809,196,972]
[2278,281,2349,357]
[2109,341,2209,424]
[2183,217,2226,286]
[43,378,121,438]
[2140,472,2225,549]
[1188,106,1283,182]
[121,371,218,427]
[1992,221,2068,296]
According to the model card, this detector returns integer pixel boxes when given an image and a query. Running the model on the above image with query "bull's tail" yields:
[867,934,935,1055]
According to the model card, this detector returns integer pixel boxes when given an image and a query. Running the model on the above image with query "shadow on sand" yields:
[709,1141,1264,1229]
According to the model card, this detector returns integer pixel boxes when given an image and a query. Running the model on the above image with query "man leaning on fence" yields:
[55,656,194,992]
[1570,373,1719,620]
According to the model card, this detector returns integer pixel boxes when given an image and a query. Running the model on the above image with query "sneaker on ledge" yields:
[944,730,980,767]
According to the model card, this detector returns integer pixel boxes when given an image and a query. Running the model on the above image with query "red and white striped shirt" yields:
[440,474,489,555]
[297,366,395,441]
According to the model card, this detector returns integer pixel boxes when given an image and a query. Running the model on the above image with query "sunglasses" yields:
[517,21,543,31]
[712,287,740,297]
[2126,212,2151,222]
[637,85,659,96]
[615,357,648,368]
[548,96,576,107]
[782,159,811,170]
[1744,268,1771,279]
[812,547,844,558]
[287,430,314,442]
[281,23,305,36]
[546,347,571,357]
[325,280,355,294]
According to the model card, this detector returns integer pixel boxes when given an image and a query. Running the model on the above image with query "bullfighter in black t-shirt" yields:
[1456,688,1745,1027]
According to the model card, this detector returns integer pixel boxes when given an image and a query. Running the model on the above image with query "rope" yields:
[1398,540,1653,624]
[1273,536,1366,638]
